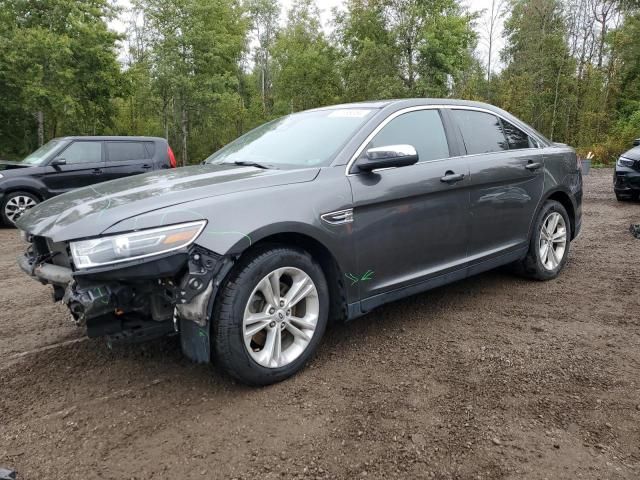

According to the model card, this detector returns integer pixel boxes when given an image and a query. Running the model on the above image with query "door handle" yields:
[92,168,103,175]
[525,161,542,171]
[440,171,465,184]
[141,164,152,169]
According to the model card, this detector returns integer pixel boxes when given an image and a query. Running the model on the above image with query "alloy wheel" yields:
[5,195,37,224]
[243,267,319,368]
[539,212,567,271]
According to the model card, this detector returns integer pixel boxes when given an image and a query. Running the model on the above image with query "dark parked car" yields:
[16,99,582,385]
[0,136,177,226]
[614,138,640,201]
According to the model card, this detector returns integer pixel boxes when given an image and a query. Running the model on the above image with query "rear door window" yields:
[366,109,450,163]
[106,141,150,162]
[451,109,508,155]
[59,141,103,164]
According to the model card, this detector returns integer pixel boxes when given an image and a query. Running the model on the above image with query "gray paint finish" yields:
[16,99,582,313]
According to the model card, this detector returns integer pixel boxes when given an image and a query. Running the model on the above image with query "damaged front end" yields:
[18,233,234,363]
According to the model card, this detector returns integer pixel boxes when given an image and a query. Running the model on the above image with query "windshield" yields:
[205,108,375,168]
[21,140,65,166]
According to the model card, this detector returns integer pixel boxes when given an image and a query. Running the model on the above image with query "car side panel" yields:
[466,148,545,260]
[40,141,107,194]
[0,169,51,199]
[541,145,582,236]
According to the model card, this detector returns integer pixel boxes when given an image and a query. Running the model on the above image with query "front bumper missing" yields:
[18,244,235,359]
[18,253,73,286]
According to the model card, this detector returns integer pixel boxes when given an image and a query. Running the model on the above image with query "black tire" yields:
[518,200,571,281]
[212,246,329,386]
[0,191,40,227]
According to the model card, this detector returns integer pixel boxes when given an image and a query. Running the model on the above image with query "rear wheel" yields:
[518,200,571,280]
[212,246,329,386]
[1,191,39,227]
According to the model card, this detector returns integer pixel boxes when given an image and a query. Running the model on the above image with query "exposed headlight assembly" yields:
[617,157,635,168]
[70,220,206,269]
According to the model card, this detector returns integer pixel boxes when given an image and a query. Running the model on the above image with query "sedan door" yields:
[42,140,106,195]
[448,108,544,263]
[347,108,471,303]
[103,141,155,181]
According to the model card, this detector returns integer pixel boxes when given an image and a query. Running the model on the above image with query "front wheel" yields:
[518,200,571,280]
[1,191,39,227]
[212,246,329,386]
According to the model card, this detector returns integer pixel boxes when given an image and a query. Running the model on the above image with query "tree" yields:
[0,0,123,157]
[334,0,404,101]
[246,0,280,115]
[140,0,248,164]
[498,0,576,141]
[270,0,342,112]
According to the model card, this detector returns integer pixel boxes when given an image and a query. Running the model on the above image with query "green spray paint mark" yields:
[345,273,359,286]
[345,270,375,286]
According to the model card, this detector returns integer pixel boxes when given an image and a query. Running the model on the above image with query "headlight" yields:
[70,220,206,269]
[617,157,635,168]
[0,173,4,178]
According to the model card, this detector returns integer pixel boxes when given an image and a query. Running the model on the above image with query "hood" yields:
[17,164,320,241]
[0,161,42,173]
[621,146,640,162]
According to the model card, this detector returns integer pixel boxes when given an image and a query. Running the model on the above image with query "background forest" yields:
[1,0,639,165]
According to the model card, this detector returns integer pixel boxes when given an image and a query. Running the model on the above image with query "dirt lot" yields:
[1,168,639,480]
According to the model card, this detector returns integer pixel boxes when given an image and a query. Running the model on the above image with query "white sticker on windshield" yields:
[328,109,371,118]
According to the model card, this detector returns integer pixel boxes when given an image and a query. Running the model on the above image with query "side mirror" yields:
[633,138,640,147]
[50,158,66,167]
[355,145,419,172]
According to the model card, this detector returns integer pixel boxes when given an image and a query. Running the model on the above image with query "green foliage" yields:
[0,0,123,158]
[1,0,639,165]
[270,0,342,113]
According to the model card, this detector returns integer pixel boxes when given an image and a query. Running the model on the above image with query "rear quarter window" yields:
[500,119,535,149]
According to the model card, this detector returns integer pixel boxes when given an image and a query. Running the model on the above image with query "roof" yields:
[311,98,506,112]
[53,136,166,142]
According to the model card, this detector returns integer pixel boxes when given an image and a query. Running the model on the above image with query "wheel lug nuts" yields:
[269,308,275,314]
[279,300,285,307]
[269,321,276,328]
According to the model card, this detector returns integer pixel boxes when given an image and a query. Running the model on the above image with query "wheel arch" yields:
[545,189,576,239]
[2,185,45,202]
[218,223,349,326]
[527,187,577,245]
[237,230,348,325]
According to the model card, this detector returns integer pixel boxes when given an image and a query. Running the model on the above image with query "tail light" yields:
[167,146,177,168]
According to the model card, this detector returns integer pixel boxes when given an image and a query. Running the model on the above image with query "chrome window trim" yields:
[345,104,546,176]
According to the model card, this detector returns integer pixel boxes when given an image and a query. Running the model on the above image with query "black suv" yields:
[0,136,176,226]
[614,138,640,201]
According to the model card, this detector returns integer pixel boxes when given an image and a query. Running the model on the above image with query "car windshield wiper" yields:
[232,160,271,169]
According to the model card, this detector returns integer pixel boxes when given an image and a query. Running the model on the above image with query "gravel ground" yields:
[0,168,639,480]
